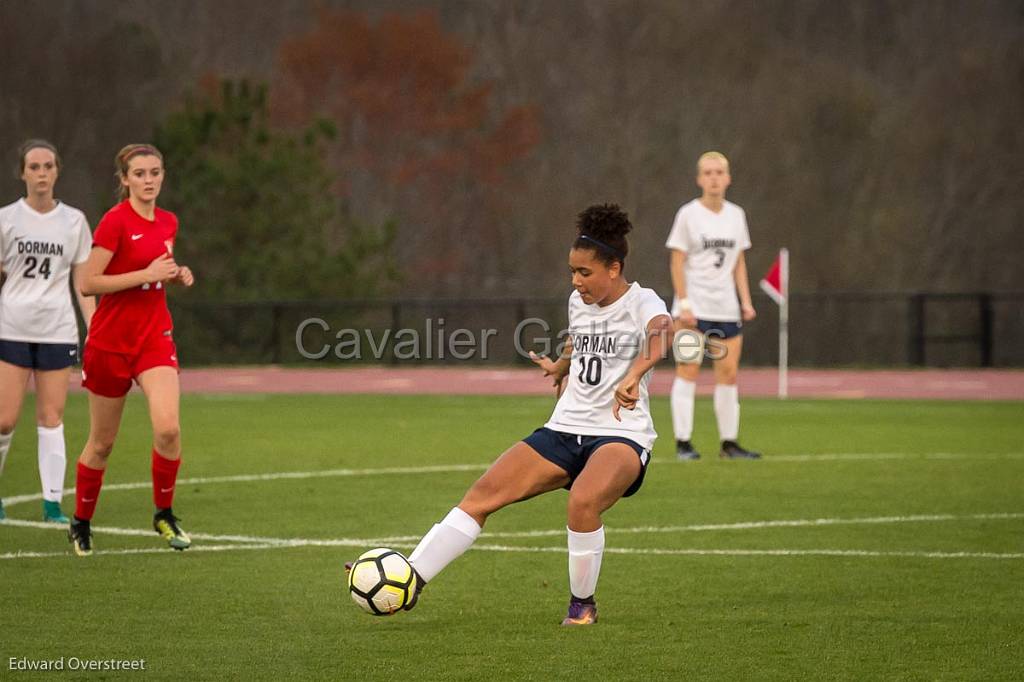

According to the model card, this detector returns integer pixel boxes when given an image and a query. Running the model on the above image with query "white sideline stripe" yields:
[0,544,285,560]
[3,542,1022,562]
[4,512,1022,563]
[472,545,1024,560]
[373,512,1024,541]
[0,519,399,547]
[6,453,1023,508]
[654,452,1024,463]
[6,513,1022,546]
[1,463,490,508]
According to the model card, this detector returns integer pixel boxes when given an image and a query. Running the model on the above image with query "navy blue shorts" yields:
[522,427,651,497]
[697,319,743,339]
[0,339,78,370]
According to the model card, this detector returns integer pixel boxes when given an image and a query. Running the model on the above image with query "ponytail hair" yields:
[573,203,632,268]
[114,143,163,201]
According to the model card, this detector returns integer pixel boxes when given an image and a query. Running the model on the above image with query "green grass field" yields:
[2,393,1022,680]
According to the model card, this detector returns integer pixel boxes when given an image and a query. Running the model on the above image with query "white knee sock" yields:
[567,526,605,600]
[408,506,482,583]
[0,430,13,477]
[670,378,696,442]
[37,424,67,502]
[713,384,740,442]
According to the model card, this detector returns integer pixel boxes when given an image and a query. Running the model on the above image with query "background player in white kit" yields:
[666,151,760,460]
[363,204,672,626]
[0,140,95,521]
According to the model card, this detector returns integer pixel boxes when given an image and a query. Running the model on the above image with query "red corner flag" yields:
[759,248,789,398]
[759,249,788,305]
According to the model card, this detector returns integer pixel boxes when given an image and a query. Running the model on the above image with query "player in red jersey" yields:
[68,144,195,556]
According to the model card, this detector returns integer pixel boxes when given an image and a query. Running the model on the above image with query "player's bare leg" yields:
[458,441,572,527]
[560,443,641,625]
[138,367,190,549]
[70,391,127,556]
[34,367,72,522]
[712,335,760,459]
[0,360,31,520]
[400,442,571,608]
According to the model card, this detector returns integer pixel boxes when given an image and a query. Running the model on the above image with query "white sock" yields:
[670,378,696,442]
[0,430,12,476]
[408,506,482,583]
[567,526,605,600]
[714,384,740,442]
[37,424,67,502]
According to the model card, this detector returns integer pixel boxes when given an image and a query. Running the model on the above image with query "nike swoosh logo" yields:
[131,234,144,240]
[13,235,25,242]
[160,487,174,493]
[82,497,95,503]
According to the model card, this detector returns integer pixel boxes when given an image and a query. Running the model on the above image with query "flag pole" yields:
[778,248,789,400]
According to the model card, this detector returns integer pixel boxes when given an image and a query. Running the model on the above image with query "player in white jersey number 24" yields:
[351,204,673,626]
[0,140,96,522]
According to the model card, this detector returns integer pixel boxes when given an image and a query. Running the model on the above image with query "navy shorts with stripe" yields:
[0,340,78,370]
[697,319,743,339]
[522,427,651,497]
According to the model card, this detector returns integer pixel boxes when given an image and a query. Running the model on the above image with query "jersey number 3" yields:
[713,248,726,268]
[24,256,52,280]
[577,356,602,386]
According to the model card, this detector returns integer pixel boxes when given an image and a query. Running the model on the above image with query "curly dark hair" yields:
[573,203,632,268]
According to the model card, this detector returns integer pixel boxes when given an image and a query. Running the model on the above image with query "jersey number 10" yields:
[577,356,602,386]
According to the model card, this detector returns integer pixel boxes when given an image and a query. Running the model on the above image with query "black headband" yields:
[578,234,624,260]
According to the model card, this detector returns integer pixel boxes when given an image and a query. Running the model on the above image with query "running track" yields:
[65,367,1024,400]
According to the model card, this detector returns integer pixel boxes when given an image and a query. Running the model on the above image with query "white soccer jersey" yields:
[0,199,92,344]
[544,282,669,450]
[665,199,752,321]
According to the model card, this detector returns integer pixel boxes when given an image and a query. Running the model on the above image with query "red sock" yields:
[152,449,181,510]
[75,461,105,521]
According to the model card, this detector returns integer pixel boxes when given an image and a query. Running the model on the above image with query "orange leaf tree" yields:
[274,8,541,290]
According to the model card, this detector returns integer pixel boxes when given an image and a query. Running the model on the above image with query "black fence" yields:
[166,291,1024,368]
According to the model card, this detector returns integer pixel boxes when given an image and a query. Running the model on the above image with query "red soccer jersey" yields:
[87,200,178,355]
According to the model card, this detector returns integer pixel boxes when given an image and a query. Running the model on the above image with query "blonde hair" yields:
[697,150,729,174]
[114,143,163,201]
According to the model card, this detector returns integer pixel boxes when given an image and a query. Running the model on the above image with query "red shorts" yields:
[82,335,179,398]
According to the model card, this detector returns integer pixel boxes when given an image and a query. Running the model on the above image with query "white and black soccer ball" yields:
[347,548,418,615]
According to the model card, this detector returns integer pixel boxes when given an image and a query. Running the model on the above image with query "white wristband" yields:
[671,297,692,318]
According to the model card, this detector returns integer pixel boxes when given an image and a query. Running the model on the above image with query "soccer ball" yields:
[347,548,418,615]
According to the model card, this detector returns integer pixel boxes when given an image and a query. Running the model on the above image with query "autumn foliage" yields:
[275,8,540,193]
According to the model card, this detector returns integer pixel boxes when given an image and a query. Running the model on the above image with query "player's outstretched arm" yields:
[613,314,673,421]
[79,248,179,296]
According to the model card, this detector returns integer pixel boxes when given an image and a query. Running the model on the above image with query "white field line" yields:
[1,463,490,508]
[6,513,1022,546]
[6,452,1024,509]
[473,545,1024,560]
[4,513,1023,563]
[3,541,1022,562]
[0,518,401,547]
[371,512,1024,542]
